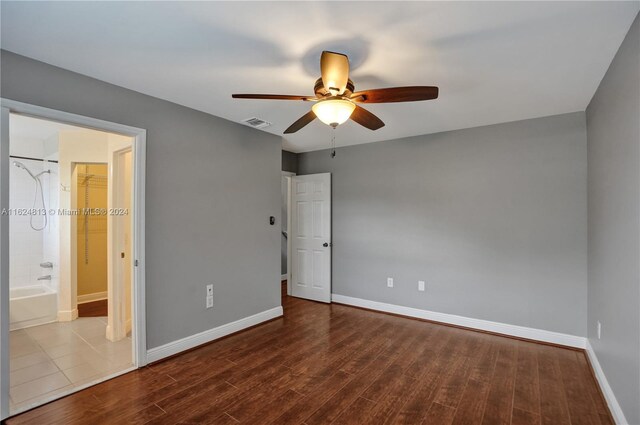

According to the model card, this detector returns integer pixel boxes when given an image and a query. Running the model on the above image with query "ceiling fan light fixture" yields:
[312,98,356,127]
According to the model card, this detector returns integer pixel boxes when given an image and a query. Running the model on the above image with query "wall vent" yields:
[242,117,271,129]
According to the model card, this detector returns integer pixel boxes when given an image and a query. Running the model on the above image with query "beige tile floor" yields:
[9,317,133,413]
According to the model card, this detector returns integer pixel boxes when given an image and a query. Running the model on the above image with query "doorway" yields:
[0,100,146,420]
[76,163,109,318]
[281,171,295,295]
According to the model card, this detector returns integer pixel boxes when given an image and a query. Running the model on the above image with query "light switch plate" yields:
[418,281,425,292]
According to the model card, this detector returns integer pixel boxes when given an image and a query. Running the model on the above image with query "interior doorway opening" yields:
[76,163,109,318]
[1,105,145,418]
[281,171,295,295]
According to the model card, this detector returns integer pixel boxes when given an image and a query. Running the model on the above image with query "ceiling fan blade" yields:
[320,51,349,95]
[232,94,316,101]
[350,86,439,103]
[350,105,385,131]
[284,110,317,134]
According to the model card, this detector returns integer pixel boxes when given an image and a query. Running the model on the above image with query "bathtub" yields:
[9,285,58,330]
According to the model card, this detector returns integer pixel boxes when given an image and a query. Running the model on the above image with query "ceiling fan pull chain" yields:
[330,127,336,158]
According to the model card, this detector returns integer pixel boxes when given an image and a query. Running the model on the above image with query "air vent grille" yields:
[242,117,271,129]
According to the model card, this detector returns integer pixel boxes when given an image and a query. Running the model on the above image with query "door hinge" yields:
[134,259,139,267]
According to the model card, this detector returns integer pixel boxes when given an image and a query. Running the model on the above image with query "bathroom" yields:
[8,114,135,413]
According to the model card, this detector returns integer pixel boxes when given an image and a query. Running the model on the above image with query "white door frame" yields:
[0,99,147,420]
[282,171,295,295]
[106,146,133,342]
[0,106,11,420]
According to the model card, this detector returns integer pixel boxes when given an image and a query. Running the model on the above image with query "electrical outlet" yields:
[418,281,425,292]
[206,284,213,297]
[597,321,601,339]
[387,277,394,288]
[206,295,214,309]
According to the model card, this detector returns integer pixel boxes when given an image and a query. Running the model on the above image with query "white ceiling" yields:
[10,114,78,141]
[2,2,638,152]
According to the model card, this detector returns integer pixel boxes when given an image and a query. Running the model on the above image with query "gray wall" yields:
[299,112,588,336]
[586,13,639,425]
[1,50,282,349]
[282,150,298,173]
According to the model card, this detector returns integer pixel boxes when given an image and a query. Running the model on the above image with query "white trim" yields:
[77,291,108,304]
[146,306,283,364]
[57,308,78,322]
[131,120,147,367]
[1,99,147,136]
[281,274,287,281]
[331,294,587,349]
[0,107,10,420]
[585,340,627,425]
[106,145,133,342]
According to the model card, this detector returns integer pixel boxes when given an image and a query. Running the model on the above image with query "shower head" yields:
[12,160,50,231]
[12,160,50,179]
[12,160,37,179]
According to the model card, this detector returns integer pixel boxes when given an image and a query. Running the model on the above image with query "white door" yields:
[291,173,331,303]
[107,147,133,342]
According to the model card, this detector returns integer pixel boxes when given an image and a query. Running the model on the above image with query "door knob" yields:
[323,242,331,247]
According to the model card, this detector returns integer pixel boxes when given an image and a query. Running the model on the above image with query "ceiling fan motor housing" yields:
[315,78,355,98]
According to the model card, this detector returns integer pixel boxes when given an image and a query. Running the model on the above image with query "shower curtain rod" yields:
[9,155,58,164]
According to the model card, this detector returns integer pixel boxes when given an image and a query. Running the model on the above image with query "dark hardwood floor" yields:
[77,299,108,317]
[7,282,612,425]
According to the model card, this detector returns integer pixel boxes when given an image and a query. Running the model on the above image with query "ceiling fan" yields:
[232,51,439,134]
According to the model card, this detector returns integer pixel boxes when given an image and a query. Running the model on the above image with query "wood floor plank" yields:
[303,354,397,425]
[7,285,612,425]
[228,388,304,424]
[331,396,377,425]
[481,341,518,425]
[422,402,457,425]
[513,341,541,417]
[363,369,421,425]
[77,299,108,317]
[537,344,572,425]
[575,352,615,425]
[556,349,602,425]
[452,378,492,425]
[431,346,474,408]
[269,371,354,424]
[512,407,542,425]
[303,323,423,425]
[119,404,166,425]
[390,334,465,424]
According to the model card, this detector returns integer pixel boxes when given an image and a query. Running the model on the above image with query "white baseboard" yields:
[77,291,108,304]
[146,306,283,363]
[57,308,78,322]
[331,294,586,349]
[585,340,627,425]
[281,274,287,281]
